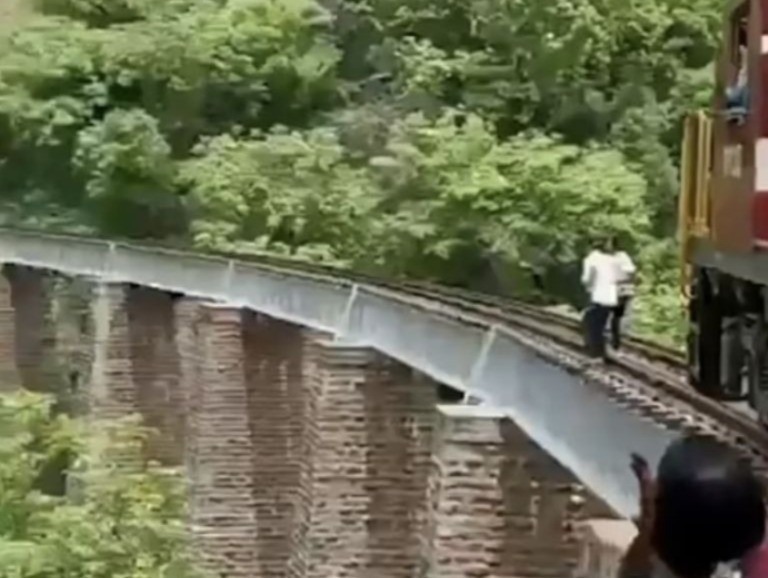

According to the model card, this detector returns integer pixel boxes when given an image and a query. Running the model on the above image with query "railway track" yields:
[385,279,768,478]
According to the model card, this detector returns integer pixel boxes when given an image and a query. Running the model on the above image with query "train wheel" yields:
[721,315,747,400]
[687,275,701,388]
[747,318,768,427]
[690,271,723,398]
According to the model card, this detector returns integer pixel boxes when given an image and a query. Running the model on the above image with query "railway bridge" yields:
[0,228,681,578]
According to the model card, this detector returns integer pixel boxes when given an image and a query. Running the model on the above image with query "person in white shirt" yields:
[611,243,637,351]
[581,236,622,359]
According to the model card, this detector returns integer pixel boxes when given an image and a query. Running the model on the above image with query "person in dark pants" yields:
[610,244,636,351]
[583,303,612,359]
[581,236,621,360]
[611,293,631,350]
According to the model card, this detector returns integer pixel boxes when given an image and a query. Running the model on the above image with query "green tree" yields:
[365,111,651,296]
[0,391,199,578]
[182,126,381,264]
[0,0,341,237]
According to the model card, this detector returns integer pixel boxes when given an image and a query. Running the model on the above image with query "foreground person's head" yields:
[653,436,765,578]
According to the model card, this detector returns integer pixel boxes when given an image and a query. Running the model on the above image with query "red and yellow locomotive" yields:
[680,0,768,422]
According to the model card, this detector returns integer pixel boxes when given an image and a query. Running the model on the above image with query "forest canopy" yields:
[0,0,726,344]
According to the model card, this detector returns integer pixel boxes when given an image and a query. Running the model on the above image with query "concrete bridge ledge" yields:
[437,403,507,419]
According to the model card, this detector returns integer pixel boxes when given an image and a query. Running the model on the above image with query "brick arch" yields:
[126,285,184,466]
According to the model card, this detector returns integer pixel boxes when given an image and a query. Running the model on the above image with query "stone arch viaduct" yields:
[0,228,671,578]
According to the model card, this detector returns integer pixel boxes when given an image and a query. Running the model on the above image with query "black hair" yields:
[652,436,765,578]
[594,234,618,253]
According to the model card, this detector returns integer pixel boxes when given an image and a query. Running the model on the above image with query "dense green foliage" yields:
[0,0,726,344]
[0,392,198,578]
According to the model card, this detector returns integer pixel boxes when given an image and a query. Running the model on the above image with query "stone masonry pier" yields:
[0,262,625,578]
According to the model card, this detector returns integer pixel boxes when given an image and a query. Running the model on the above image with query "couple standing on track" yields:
[581,235,636,360]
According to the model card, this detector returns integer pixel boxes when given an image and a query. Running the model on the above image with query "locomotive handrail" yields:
[679,113,696,299]
[678,110,713,301]
[693,111,713,238]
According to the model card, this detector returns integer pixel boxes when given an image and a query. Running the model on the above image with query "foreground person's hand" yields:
[631,453,656,536]
[619,453,656,578]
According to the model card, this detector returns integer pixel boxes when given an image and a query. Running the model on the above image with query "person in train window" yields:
[581,236,622,361]
[726,22,749,124]
[619,436,765,578]
[610,238,637,352]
